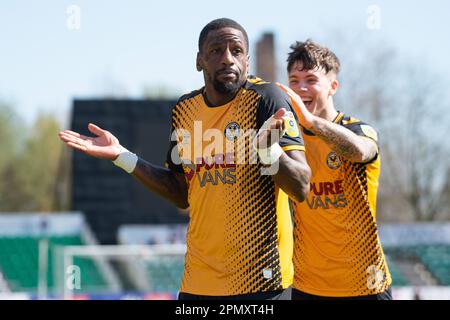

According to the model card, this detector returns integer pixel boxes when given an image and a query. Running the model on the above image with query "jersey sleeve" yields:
[343,119,380,163]
[255,84,305,153]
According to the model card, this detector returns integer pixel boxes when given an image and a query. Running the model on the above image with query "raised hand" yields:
[276,82,314,126]
[256,108,287,150]
[58,123,123,160]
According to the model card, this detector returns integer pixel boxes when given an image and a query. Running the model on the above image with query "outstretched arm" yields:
[277,83,378,163]
[59,123,189,208]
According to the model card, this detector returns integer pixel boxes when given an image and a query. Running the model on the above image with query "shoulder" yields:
[244,77,288,102]
[338,113,376,129]
[171,88,203,114]
[177,88,203,104]
[338,113,379,142]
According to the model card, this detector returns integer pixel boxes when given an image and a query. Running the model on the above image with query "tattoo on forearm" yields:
[311,118,375,162]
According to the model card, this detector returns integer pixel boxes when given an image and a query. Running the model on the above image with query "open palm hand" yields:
[58,123,123,160]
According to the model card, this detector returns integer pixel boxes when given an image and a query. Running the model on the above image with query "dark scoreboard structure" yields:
[70,99,188,244]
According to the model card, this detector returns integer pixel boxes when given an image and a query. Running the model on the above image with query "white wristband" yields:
[254,112,292,165]
[257,143,283,165]
[112,148,138,173]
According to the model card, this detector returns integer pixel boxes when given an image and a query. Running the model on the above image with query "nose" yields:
[220,47,234,65]
[298,80,308,91]
[289,81,308,93]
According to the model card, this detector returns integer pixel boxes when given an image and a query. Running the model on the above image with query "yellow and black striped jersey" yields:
[165,78,305,296]
[291,112,392,297]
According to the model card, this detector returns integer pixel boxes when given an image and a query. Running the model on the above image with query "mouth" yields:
[217,70,238,81]
[301,97,313,109]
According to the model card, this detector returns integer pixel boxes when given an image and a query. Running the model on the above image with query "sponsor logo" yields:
[327,152,342,169]
[305,180,348,209]
[183,153,236,187]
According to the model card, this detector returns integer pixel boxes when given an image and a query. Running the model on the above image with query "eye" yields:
[233,48,243,55]
[289,80,298,85]
[209,47,221,55]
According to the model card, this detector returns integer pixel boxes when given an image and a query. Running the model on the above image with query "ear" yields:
[329,78,339,96]
[246,55,250,73]
[196,52,203,72]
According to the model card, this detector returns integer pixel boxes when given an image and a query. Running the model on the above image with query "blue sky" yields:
[1,0,449,126]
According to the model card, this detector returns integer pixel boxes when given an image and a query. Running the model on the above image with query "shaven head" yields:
[198,18,249,53]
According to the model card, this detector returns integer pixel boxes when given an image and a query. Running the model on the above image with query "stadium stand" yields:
[380,223,450,288]
[415,245,450,285]
[0,213,117,296]
[384,254,409,286]
[118,225,186,293]
[146,256,184,292]
[0,235,106,292]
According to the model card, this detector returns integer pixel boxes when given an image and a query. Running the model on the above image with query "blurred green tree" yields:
[0,102,20,172]
[0,106,69,212]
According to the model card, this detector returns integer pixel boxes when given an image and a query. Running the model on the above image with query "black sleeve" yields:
[344,121,380,147]
[165,110,184,174]
[255,84,305,150]
[343,120,380,163]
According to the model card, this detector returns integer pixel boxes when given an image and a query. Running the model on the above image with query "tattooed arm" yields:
[306,117,378,163]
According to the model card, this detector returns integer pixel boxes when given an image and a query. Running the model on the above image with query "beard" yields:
[212,72,242,95]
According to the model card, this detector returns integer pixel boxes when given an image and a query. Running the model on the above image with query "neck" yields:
[317,98,338,122]
[203,84,242,107]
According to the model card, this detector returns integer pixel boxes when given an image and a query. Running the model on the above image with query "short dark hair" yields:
[287,39,340,75]
[198,18,249,52]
